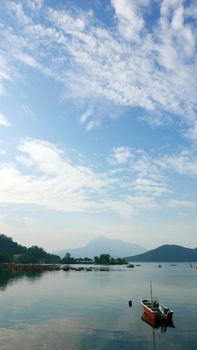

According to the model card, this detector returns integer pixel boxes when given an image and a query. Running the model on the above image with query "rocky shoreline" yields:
[1,263,110,272]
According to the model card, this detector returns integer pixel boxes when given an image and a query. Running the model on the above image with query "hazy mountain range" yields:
[53,236,146,258]
[126,244,197,262]
[1,233,196,263]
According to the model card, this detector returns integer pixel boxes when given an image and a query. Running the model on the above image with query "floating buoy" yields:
[128,300,132,307]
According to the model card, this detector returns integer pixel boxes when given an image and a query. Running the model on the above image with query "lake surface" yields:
[0,263,197,350]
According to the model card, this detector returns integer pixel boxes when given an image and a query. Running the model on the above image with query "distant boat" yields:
[141,281,173,321]
[126,264,135,268]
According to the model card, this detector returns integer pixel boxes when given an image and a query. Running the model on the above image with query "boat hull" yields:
[141,312,175,331]
[142,302,160,320]
[142,312,162,328]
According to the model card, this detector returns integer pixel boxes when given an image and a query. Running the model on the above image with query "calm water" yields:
[0,263,196,350]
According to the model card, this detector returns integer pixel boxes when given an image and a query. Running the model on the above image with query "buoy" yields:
[128,300,132,307]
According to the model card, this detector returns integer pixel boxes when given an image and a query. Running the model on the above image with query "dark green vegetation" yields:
[61,252,127,265]
[94,254,127,265]
[0,234,27,263]
[0,234,60,264]
[126,244,197,262]
[17,246,61,264]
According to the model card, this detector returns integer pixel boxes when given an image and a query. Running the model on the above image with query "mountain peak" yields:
[53,236,146,258]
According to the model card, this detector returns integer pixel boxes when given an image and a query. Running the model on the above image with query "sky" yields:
[0,0,196,252]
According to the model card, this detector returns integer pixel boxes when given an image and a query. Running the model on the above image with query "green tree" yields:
[94,254,111,265]
[0,233,27,256]
[61,252,75,264]
[18,245,60,264]
[0,252,12,263]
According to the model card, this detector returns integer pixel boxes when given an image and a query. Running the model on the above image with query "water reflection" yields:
[141,313,175,350]
[0,267,45,291]
[0,264,196,350]
[141,312,175,332]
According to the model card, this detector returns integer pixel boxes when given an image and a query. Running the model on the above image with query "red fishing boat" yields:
[141,298,173,321]
[141,281,174,321]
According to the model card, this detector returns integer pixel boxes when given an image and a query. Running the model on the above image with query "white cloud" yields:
[109,145,197,199]
[0,138,162,217]
[0,138,196,218]
[186,121,197,142]
[111,0,146,41]
[80,108,101,131]
[0,0,196,136]
[109,146,132,165]
[158,150,197,177]
[0,53,12,95]
[158,0,196,74]
[0,113,11,127]
[0,138,114,212]
[80,109,92,124]
[130,148,197,184]
[85,119,101,132]
[14,53,40,69]
[132,178,169,197]
[24,0,44,11]
[6,1,32,27]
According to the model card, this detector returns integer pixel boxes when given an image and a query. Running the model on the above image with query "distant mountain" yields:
[53,236,146,258]
[126,244,197,262]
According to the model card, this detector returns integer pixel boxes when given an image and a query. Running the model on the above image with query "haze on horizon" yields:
[0,0,196,252]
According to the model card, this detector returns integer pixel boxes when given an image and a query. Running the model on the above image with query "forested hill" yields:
[0,234,27,255]
[0,233,60,263]
[126,244,197,262]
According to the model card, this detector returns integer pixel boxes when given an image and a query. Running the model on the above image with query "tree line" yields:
[61,252,127,265]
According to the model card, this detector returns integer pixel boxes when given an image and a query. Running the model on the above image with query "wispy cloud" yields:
[111,0,148,41]
[168,199,196,208]
[186,121,197,142]
[0,0,196,135]
[132,178,169,197]
[0,113,11,127]
[158,150,197,177]
[0,138,161,217]
[109,145,197,200]
[109,146,132,165]
[0,138,196,218]
[0,138,114,214]
[80,108,101,131]
[19,104,35,120]
[23,0,44,12]
[0,52,12,95]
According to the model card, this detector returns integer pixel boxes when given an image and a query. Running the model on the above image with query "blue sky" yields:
[0,0,196,251]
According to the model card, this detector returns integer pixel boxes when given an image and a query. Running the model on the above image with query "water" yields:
[0,263,196,350]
